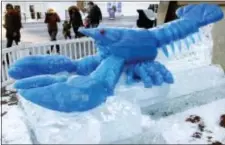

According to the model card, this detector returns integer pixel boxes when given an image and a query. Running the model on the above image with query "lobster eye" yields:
[99,29,105,35]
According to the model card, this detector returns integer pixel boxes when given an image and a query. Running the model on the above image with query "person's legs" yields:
[68,32,72,39]
[6,32,14,48]
[56,44,60,53]
[52,30,60,53]
[6,30,14,47]
[48,29,52,39]
[5,38,13,65]
[17,30,21,44]
[14,38,19,45]
[18,30,21,42]
[47,29,60,54]
[5,31,15,65]
[51,30,57,41]
[14,30,21,45]
[64,31,71,39]
[64,34,67,39]
[48,29,55,52]
[73,26,80,38]
[6,38,13,48]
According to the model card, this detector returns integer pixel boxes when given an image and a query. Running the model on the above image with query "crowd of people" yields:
[45,1,102,43]
[3,2,159,53]
[3,1,102,49]
[3,2,158,49]
[44,1,102,53]
[2,1,102,64]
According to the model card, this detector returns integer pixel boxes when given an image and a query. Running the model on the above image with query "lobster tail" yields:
[149,3,223,57]
[150,19,199,56]
[176,4,224,27]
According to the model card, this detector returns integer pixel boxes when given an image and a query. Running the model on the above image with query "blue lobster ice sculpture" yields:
[8,4,223,112]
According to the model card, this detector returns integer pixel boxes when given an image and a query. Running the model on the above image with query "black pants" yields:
[14,30,21,44]
[72,26,84,38]
[64,31,71,39]
[48,29,60,53]
[6,36,18,48]
[6,30,21,48]
[6,38,17,48]
[48,29,58,41]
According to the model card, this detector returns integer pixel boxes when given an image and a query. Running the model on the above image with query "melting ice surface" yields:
[18,25,225,144]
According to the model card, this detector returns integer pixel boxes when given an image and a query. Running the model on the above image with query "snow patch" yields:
[1,106,33,144]
[155,98,225,144]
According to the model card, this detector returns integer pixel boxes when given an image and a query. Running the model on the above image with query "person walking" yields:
[3,3,22,48]
[3,3,22,66]
[44,8,61,53]
[86,1,102,28]
[14,5,22,45]
[68,6,84,38]
[62,20,72,39]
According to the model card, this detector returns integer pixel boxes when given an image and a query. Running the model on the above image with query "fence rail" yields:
[1,37,96,88]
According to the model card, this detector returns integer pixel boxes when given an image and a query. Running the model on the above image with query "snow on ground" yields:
[115,98,225,144]
[151,98,225,144]
[1,106,33,144]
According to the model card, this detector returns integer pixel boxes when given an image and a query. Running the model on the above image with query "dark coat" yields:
[63,22,71,33]
[136,10,155,29]
[44,12,61,31]
[87,5,102,25]
[4,10,22,38]
[69,10,83,27]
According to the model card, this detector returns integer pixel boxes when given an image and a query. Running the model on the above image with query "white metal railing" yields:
[1,37,96,88]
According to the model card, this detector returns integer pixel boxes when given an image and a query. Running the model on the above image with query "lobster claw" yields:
[19,76,109,112]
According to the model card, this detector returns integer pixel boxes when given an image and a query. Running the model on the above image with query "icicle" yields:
[197,32,202,41]
[193,33,198,43]
[189,35,195,44]
[161,45,169,57]
[170,42,176,54]
[184,37,190,49]
[176,40,182,52]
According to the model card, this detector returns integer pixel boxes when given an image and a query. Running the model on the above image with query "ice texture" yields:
[116,64,225,109]
[19,96,142,144]
[113,115,167,144]
[114,83,225,144]
[90,96,142,143]
[19,97,101,144]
